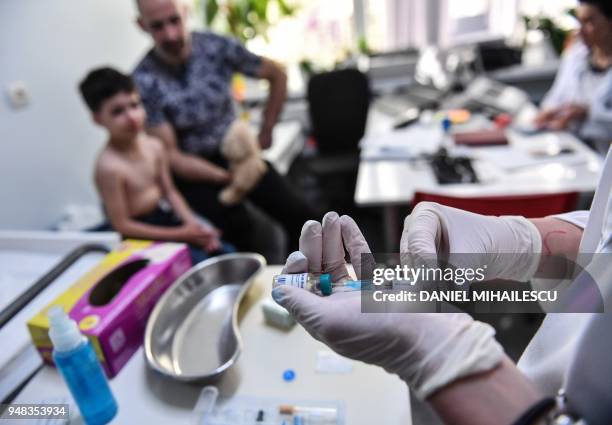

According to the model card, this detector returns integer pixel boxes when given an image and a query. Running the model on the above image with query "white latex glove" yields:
[401,202,542,282]
[273,211,504,399]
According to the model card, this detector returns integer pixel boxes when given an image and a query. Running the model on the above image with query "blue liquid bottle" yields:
[48,307,118,425]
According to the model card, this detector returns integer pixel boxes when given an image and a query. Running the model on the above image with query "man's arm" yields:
[256,58,287,149]
[147,122,230,183]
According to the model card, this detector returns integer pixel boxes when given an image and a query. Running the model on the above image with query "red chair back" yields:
[412,191,579,217]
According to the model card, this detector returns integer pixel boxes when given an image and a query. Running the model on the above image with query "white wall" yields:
[0,0,150,230]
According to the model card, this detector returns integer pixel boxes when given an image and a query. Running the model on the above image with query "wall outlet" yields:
[6,81,30,109]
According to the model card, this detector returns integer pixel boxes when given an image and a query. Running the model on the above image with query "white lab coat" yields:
[542,41,612,154]
[518,146,612,400]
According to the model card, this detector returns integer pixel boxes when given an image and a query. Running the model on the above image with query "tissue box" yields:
[28,240,191,378]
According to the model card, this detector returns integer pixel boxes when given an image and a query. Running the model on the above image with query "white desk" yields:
[12,266,411,425]
[356,117,604,250]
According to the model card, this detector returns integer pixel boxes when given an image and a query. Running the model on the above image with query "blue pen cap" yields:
[319,274,332,296]
[442,116,452,133]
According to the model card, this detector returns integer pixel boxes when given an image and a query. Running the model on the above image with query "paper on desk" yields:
[360,125,442,160]
[316,351,353,374]
[475,146,587,171]
[361,146,424,160]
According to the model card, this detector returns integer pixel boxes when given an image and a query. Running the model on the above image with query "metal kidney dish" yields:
[144,253,266,382]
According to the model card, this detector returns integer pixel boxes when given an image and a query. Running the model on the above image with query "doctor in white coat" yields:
[535,0,612,154]
[273,145,612,424]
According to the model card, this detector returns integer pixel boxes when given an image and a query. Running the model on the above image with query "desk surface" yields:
[356,124,604,207]
[13,266,411,425]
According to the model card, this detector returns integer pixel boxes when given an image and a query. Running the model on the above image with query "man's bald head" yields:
[136,0,184,16]
[136,0,191,65]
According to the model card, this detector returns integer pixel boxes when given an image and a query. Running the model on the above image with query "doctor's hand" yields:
[534,106,561,128]
[534,104,588,130]
[547,104,588,130]
[273,212,504,399]
[400,202,542,282]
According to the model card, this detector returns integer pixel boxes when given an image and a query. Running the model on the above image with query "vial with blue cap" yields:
[272,273,362,296]
[441,116,453,149]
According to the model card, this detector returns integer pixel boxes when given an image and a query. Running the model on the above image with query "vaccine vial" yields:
[273,273,364,296]
[273,273,333,296]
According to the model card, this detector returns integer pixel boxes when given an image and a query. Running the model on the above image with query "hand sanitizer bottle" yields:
[48,306,118,425]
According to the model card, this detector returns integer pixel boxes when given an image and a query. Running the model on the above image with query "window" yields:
[362,0,520,52]
[518,0,577,19]
[439,0,518,46]
[198,0,579,69]
[448,0,490,38]
[244,0,356,70]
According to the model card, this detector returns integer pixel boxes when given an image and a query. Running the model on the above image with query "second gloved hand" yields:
[401,202,542,282]
[273,212,505,399]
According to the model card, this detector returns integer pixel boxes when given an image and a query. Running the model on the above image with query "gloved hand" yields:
[400,202,542,282]
[273,211,505,399]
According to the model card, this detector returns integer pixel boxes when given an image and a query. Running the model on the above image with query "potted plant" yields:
[204,0,296,42]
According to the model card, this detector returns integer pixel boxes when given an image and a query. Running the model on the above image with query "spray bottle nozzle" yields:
[48,306,83,352]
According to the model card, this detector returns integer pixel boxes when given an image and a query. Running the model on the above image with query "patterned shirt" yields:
[133,31,262,157]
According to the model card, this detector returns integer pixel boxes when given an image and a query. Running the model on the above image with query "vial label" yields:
[274,273,308,289]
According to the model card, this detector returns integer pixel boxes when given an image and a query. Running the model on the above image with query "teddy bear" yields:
[218,120,268,205]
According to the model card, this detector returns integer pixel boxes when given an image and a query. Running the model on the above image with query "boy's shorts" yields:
[134,201,182,227]
[132,201,236,264]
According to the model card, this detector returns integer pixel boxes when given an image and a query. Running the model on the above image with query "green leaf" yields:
[358,36,370,54]
[522,15,531,27]
[252,0,268,20]
[205,0,296,39]
[205,0,218,26]
[277,0,296,16]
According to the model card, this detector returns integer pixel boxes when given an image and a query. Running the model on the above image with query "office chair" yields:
[412,191,579,218]
[308,68,370,155]
[290,68,371,213]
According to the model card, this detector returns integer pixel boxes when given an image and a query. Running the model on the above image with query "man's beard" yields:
[161,39,185,58]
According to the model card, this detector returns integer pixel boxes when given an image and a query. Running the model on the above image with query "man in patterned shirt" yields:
[133,0,316,252]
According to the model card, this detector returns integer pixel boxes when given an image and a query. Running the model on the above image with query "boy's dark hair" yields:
[79,67,136,112]
[579,0,612,20]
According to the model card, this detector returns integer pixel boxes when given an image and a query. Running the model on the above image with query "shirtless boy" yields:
[79,67,233,262]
